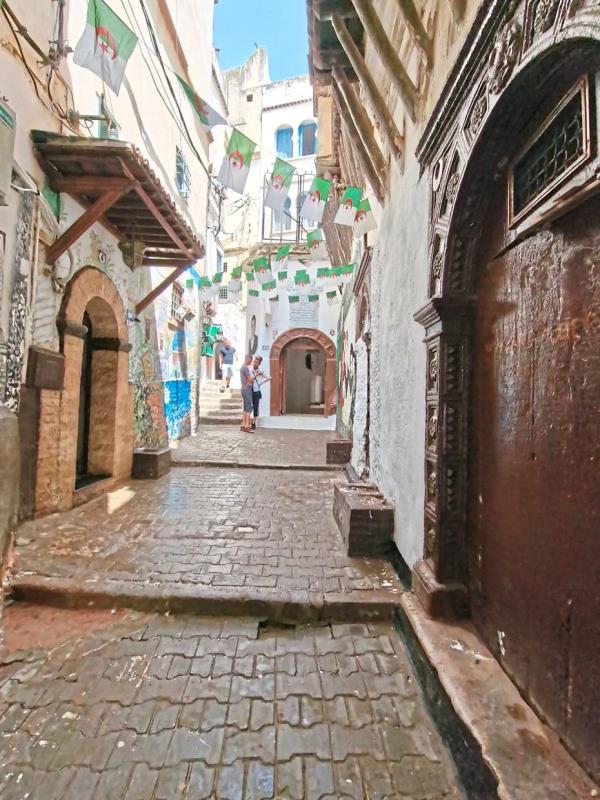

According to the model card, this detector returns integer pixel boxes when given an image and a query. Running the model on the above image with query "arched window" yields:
[298,121,317,156]
[276,126,293,158]
[273,196,292,232]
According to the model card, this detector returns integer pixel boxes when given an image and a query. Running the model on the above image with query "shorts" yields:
[223,363,234,377]
[241,387,253,412]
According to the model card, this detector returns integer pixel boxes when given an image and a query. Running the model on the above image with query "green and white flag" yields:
[326,290,338,305]
[316,267,329,284]
[73,0,138,95]
[244,266,256,284]
[248,289,260,298]
[308,294,319,304]
[218,129,256,194]
[340,263,355,284]
[299,176,331,223]
[228,266,243,292]
[212,271,224,285]
[275,243,292,268]
[277,269,288,287]
[289,295,300,304]
[265,158,296,211]
[354,198,377,237]
[294,269,311,296]
[307,229,327,262]
[335,186,363,226]
[176,75,227,130]
[198,276,213,300]
[261,279,277,298]
[253,257,273,285]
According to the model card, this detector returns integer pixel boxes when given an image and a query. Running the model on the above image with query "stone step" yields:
[11,575,401,623]
[200,403,241,413]
[199,414,242,425]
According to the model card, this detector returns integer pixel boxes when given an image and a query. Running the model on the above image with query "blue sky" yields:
[214,0,309,81]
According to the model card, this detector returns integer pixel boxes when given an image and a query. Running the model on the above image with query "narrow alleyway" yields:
[1,428,465,799]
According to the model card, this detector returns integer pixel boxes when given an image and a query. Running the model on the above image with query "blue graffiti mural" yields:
[164,379,192,440]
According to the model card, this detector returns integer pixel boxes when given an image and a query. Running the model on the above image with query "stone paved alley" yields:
[1,429,465,798]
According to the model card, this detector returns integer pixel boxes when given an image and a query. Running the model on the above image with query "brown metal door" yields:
[470,194,600,780]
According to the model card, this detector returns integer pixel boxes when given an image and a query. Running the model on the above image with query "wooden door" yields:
[470,193,600,780]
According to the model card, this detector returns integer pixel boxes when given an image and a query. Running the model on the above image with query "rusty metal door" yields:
[470,193,600,780]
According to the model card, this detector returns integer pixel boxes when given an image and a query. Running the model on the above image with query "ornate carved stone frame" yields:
[413,0,600,618]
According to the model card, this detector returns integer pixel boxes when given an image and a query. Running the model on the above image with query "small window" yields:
[170,283,184,319]
[276,126,293,159]
[246,93,253,102]
[175,147,192,202]
[299,121,317,156]
[219,286,228,301]
[510,78,591,224]
[216,251,223,273]
[273,196,292,232]
[223,260,228,273]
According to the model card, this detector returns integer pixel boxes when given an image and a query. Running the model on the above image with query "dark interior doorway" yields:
[75,312,93,488]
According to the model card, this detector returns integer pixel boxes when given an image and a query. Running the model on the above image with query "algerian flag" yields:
[307,229,327,262]
[244,266,256,285]
[218,129,256,194]
[300,176,331,223]
[275,243,292,268]
[248,289,260,298]
[212,272,224,285]
[335,186,363,226]
[354,198,377,237]
[228,266,242,292]
[277,270,288,287]
[289,295,300,304]
[176,75,227,130]
[294,269,311,296]
[308,294,319,304]
[73,0,138,95]
[265,159,296,211]
[340,264,355,284]
[198,276,213,300]
[253,257,273,285]
[261,279,277,298]
[316,267,329,284]
[326,290,338,305]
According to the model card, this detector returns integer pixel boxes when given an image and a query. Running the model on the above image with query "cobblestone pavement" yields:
[0,612,464,799]
[170,427,334,468]
[14,468,402,616]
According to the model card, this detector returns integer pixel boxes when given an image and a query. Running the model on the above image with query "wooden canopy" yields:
[32,132,204,269]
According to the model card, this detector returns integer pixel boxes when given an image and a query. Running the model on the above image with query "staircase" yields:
[199,380,242,425]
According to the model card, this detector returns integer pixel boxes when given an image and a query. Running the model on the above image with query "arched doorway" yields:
[415,27,600,781]
[35,267,133,514]
[270,328,336,416]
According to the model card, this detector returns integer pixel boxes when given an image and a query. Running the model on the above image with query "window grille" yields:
[175,147,192,202]
[510,80,590,222]
[219,286,228,301]
[170,283,184,319]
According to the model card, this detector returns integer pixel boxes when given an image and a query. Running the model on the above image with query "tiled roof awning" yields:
[32,132,204,268]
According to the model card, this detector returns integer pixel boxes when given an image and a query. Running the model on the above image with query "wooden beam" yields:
[346,0,418,121]
[313,0,356,20]
[338,104,385,202]
[49,176,135,194]
[395,0,433,65]
[333,69,387,197]
[45,187,133,264]
[136,264,192,314]
[134,184,197,260]
[141,258,192,268]
[448,0,465,22]
[331,14,404,158]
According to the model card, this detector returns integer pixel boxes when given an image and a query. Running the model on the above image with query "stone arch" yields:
[270,328,336,416]
[35,267,133,515]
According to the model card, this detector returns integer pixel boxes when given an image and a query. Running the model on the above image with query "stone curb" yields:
[11,576,403,624]
[170,460,343,472]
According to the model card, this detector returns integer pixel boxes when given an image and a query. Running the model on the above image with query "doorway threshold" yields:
[75,474,111,491]
[258,415,336,431]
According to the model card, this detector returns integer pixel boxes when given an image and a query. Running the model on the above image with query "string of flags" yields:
[71,0,376,303]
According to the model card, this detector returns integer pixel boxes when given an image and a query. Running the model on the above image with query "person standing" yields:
[251,355,271,430]
[240,354,255,433]
[218,338,236,392]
